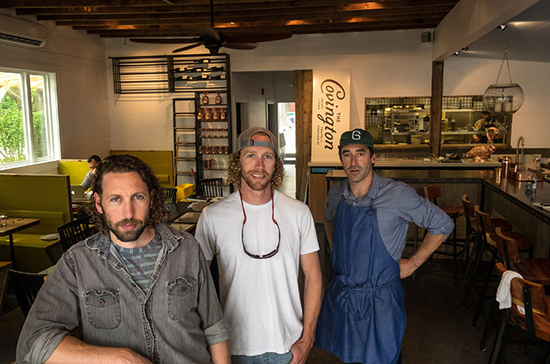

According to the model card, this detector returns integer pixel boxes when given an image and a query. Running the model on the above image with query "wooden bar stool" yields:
[487,262,550,364]
[457,194,481,303]
[495,227,550,285]
[469,206,533,328]
[422,183,464,285]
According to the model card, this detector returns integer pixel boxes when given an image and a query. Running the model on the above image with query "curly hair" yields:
[228,150,284,190]
[86,154,167,232]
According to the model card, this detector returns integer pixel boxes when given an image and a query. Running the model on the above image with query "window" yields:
[0,68,60,168]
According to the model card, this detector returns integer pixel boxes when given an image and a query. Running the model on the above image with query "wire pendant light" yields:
[483,46,524,114]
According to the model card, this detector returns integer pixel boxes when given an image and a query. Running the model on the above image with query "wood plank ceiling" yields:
[0,0,459,38]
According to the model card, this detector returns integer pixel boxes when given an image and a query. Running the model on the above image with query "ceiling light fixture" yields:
[499,24,507,31]
[483,46,524,114]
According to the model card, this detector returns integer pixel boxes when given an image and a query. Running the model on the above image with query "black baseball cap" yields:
[338,128,374,152]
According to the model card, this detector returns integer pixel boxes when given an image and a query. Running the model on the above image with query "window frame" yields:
[0,67,60,169]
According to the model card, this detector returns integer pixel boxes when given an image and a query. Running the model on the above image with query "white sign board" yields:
[311,69,351,162]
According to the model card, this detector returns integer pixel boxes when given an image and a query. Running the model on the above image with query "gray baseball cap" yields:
[235,127,278,155]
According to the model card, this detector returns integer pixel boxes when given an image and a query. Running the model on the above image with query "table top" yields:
[0,218,41,237]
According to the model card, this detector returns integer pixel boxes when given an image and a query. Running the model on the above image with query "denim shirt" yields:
[17,224,230,364]
[325,173,454,261]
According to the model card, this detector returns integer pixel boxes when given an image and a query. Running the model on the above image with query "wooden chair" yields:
[488,262,550,364]
[57,216,94,252]
[495,227,550,285]
[466,205,516,327]
[457,194,481,304]
[198,178,223,197]
[422,183,464,285]
[9,269,47,317]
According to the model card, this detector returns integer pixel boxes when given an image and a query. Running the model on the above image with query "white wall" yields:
[0,10,110,160]
[101,27,549,151]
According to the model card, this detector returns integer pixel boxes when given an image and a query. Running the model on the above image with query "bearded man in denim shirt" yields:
[17,155,231,364]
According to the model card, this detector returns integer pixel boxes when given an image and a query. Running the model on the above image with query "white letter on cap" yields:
[352,130,361,140]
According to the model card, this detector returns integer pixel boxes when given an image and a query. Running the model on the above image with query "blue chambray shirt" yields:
[325,172,455,261]
[17,224,230,364]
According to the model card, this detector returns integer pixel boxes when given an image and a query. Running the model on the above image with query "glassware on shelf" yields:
[205,108,212,120]
[215,91,222,105]
[213,108,220,120]
[220,108,227,120]
[197,108,204,121]
[202,91,209,105]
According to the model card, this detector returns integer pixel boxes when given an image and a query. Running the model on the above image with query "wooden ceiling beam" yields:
[12,0,457,14]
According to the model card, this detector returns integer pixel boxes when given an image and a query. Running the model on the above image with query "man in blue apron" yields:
[315,129,454,364]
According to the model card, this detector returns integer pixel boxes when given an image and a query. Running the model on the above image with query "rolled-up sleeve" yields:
[398,185,455,238]
[195,247,231,345]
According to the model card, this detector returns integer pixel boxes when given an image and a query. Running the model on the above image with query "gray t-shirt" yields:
[325,172,454,261]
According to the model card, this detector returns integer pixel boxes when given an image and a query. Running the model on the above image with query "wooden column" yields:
[294,70,313,202]
[430,60,444,156]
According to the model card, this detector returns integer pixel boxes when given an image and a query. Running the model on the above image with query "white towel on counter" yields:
[496,270,525,314]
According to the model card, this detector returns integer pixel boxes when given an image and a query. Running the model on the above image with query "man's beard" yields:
[104,211,150,243]
[242,170,272,191]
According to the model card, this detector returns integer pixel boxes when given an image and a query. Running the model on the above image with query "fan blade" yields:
[173,43,203,53]
[130,38,199,44]
[226,33,292,44]
[223,42,258,50]
[200,26,221,41]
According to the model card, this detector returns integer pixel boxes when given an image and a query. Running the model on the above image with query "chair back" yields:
[198,178,223,197]
[462,194,478,233]
[498,261,548,341]
[495,226,521,269]
[423,183,442,205]
[164,187,177,204]
[10,270,46,317]
[57,216,93,252]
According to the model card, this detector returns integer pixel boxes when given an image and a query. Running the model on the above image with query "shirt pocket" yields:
[167,276,197,320]
[84,289,121,329]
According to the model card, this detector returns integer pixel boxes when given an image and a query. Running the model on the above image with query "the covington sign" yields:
[311,69,350,162]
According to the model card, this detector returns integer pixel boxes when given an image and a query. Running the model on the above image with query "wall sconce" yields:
[483,47,524,114]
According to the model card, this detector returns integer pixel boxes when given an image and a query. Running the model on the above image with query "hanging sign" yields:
[311,69,351,162]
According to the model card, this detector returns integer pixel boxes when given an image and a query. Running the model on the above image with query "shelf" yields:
[176,171,195,175]
[175,142,196,145]
[176,157,196,161]
[199,104,227,107]
[174,112,195,116]
[174,127,195,130]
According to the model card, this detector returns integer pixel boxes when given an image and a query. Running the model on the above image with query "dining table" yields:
[0,218,41,270]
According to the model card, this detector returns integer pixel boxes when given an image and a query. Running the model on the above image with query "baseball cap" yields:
[338,128,374,152]
[236,127,279,154]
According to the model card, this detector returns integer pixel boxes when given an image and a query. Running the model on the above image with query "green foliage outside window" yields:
[0,87,46,164]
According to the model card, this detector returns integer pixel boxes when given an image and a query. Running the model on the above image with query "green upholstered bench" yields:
[0,210,67,272]
[110,150,174,188]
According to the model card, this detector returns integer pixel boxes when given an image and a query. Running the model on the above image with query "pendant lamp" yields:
[483,47,524,114]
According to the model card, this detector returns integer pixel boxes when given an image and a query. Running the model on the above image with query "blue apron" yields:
[315,197,406,364]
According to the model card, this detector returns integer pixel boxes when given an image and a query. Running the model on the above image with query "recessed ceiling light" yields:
[499,24,507,30]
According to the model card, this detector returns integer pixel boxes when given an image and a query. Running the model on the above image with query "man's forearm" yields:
[45,336,152,364]
[300,254,323,342]
[209,340,231,364]
[411,232,446,267]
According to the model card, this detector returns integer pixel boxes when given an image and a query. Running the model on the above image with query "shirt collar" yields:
[342,171,381,202]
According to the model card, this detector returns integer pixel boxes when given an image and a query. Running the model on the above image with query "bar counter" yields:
[321,169,550,258]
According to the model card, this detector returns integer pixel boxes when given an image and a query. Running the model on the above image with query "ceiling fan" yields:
[130,0,292,55]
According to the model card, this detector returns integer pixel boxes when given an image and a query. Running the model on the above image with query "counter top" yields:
[310,158,500,169]
[325,169,550,224]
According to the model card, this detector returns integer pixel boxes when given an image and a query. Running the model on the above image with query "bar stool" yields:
[457,194,480,303]
[458,199,513,306]
[422,183,464,285]
[469,205,533,328]
[495,226,550,285]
